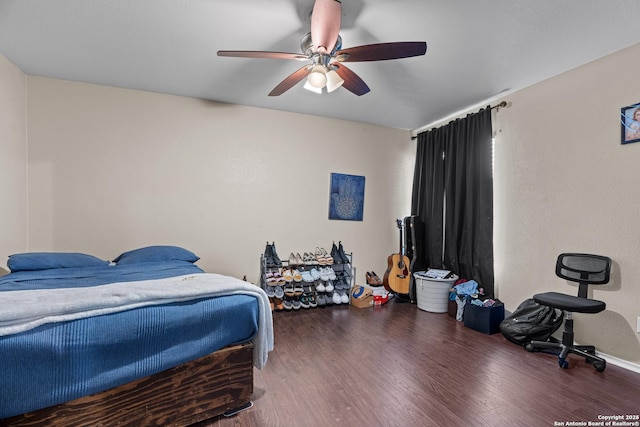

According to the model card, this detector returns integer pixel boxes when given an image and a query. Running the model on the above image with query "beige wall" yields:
[0,53,27,262]
[25,77,413,283]
[3,40,640,369]
[494,43,640,365]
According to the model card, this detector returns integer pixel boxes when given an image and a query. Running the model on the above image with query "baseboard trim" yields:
[598,352,640,374]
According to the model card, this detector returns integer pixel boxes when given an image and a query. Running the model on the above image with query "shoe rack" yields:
[261,242,354,312]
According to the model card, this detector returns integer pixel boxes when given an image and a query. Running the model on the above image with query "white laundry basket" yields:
[414,273,458,313]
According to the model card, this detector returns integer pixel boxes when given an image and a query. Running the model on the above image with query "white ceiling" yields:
[2,0,640,130]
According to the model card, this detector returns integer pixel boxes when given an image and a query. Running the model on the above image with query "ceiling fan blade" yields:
[311,0,342,54]
[217,50,308,61]
[335,41,427,62]
[333,63,370,96]
[268,66,312,96]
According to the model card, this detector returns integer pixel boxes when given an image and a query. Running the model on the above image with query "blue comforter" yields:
[0,260,204,291]
[0,262,263,419]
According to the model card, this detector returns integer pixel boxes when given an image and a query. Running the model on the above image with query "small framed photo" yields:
[621,102,640,144]
[328,173,365,221]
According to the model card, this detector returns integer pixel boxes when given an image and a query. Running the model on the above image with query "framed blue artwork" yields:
[329,173,365,221]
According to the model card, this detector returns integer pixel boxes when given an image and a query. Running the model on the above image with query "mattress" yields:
[0,261,272,419]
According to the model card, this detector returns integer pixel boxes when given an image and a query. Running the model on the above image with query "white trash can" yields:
[414,272,458,313]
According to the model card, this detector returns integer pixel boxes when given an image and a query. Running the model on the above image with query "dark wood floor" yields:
[202,300,640,427]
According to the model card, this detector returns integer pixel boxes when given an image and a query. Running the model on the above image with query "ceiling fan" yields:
[217,0,427,96]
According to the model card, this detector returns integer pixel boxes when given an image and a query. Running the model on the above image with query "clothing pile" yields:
[449,279,494,321]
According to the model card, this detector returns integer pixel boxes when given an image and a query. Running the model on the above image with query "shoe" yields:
[264,242,274,268]
[303,252,314,265]
[273,297,285,311]
[368,271,382,286]
[282,269,293,282]
[293,282,304,296]
[316,294,326,307]
[315,280,326,292]
[320,248,333,265]
[325,292,334,306]
[274,285,285,298]
[292,297,301,310]
[340,292,349,304]
[325,280,334,293]
[331,242,342,265]
[338,241,349,264]
[308,293,318,308]
[300,295,310,309]
[292,269,303,282]
[289,253,297,267]
[283,297,293,310]
[332,292,342,305]
[284,283,295,297]
[315,247,326,265]
[301,270,314,282]
[271,242,283,267]
[265,285,275,297]
[366,271,376,285]
[295,252,304,266]
[327,267,336,280]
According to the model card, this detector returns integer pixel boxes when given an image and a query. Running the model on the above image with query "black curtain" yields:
[411,107,494,297]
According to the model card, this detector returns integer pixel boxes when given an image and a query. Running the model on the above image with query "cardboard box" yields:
[350,284,387,308]
[350,292,374,308]
[463,302,505,334]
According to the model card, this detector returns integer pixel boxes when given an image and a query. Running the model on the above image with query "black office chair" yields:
[525,253,611,372]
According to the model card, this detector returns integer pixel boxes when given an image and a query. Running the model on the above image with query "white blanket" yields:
[0,273,274,369]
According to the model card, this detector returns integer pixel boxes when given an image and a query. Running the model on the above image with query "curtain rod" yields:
[410,100,508,140]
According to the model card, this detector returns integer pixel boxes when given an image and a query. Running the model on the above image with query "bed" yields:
[0,246,274,426]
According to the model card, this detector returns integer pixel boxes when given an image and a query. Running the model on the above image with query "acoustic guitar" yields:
[382,219,411,294]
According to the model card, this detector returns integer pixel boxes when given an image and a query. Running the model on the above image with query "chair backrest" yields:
[555,253,611,298]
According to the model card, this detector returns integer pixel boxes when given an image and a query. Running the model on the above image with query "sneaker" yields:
[300,295,310,309]
[340,292,349,304]
[325,280,334,293]
[324,293,334,306]
[265,286,275,297]
[332,292,342,305]
[309,293,318,308]
[292,298,301,310]
[301,270,314,282]
[316,294,326,307]
[283,297,293,310]
[315,280,326,292]
[274,285,284,299]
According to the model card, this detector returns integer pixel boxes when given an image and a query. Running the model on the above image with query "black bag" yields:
[499,298,564,345]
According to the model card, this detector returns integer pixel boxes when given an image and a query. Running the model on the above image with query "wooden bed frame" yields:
[0,342,254,427]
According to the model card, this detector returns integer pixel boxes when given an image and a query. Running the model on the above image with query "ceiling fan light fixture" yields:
[325,69,344,92]
[307,65,327,88]
[303,80,323,94]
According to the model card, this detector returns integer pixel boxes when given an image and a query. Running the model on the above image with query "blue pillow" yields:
[113,245,199,265]
[7,252,109,272]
